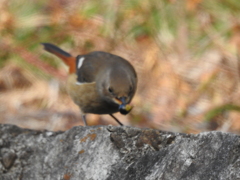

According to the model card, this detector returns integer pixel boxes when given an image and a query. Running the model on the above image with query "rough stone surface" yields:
[0,124,239,180]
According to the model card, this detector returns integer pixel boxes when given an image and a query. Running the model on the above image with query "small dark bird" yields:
[42,43,137,126]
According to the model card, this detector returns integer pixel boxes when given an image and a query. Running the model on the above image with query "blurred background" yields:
[1,0,240,134]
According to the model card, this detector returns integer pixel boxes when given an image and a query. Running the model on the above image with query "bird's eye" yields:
[108,87,113,93]
[129,86,133,92]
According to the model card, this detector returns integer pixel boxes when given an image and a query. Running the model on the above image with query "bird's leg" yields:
[109,114,123,126]
[82,114,88,126]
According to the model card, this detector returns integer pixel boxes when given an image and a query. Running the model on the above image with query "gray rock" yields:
[0,124,239,180]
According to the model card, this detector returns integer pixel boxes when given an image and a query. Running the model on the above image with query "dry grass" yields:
[1,0,240,133]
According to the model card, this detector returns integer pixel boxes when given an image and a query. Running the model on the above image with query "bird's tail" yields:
[42,43,76,74]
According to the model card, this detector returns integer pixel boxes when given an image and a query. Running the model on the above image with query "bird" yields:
[41,43,137,126]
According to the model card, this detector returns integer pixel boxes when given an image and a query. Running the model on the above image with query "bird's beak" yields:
[118,97,133,115]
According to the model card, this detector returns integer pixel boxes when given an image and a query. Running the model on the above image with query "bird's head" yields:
[97,67,137,115]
